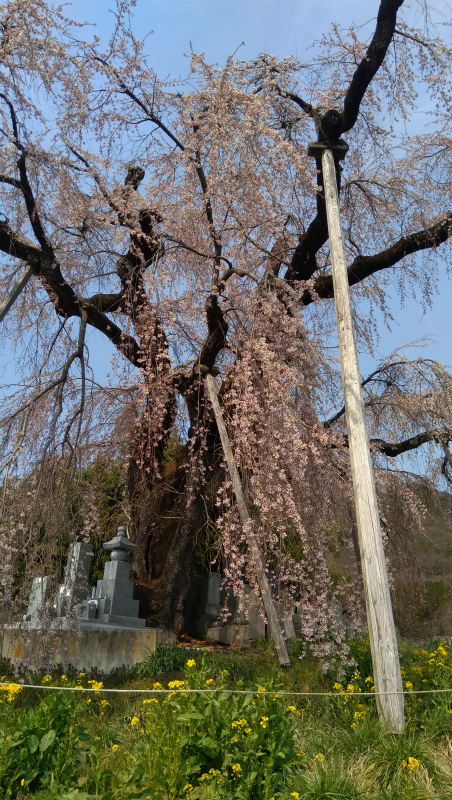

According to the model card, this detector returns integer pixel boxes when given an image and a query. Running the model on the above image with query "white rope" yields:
[2,682,452,697]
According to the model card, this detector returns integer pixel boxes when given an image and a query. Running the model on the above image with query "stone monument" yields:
[54,542,93,617]
[77,526,145,628]
[23,576,50,622]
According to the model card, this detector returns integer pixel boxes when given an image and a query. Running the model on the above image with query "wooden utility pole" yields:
[0,265,33,324]
[205,372,291,667]
[317,146,404,733]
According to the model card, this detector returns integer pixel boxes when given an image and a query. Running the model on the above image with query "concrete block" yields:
[1,624,157,673]
[206,624,251,647]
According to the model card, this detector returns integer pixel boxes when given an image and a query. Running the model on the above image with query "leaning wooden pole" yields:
[205,372,291,667]
[0,265,33,323]
[321,147,404,733]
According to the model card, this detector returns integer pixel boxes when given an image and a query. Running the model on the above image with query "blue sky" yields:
[1,0,451,389]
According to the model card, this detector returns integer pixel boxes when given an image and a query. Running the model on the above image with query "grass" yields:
[2,637,452,799]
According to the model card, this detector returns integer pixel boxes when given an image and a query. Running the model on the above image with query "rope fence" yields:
[2,682,452,697]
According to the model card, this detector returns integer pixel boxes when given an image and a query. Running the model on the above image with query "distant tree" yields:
[0,0,451,650]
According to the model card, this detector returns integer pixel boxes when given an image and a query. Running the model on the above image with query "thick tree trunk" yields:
[128,387,216,634]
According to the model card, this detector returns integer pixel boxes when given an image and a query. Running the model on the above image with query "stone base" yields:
[1,624,162,674]
[206,624,251,647]
[94,614,145,628]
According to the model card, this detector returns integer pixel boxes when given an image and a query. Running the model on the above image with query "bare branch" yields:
[340,0,405,134]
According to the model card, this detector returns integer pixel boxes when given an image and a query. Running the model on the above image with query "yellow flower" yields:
[111,744,119,752]
[131,716,140,726]
[260,716,269,728]
[315,753,325,761]
[205,678,214,685]
[346,684,354,693]
[42,675,52,683]
[168,680,185,690]
[1,682,23,703]
[333,682,342,691]
[365,676,373,684]
[257,686,266,693]
[143,698,158,704]
[351,722,357,729]
[291,794,300,799]
[231,736,238,743]
[183,785,193,793]
[86,698,92,704]
[186,659,196,668]
[407,757,419,771]
[297,751,305,757]
[101,699,108,707]
[232,763,242,772]
[405,681,413,690]
[61,675,68,682]
[245,727,252,734]
[79,672,85,677]
[21,779,25,787]
[153,682,163,690]
[288,705,297,713]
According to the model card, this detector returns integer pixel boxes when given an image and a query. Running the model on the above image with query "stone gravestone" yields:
[54,543,93,617]
[77,527,145,628]
[23,576,50,622]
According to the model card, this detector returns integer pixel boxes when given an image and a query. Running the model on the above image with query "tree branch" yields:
[340,0,405,134]
[302,212,452,303]
[371,428,451,457]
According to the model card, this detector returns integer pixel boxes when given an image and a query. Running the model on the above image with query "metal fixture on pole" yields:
[307,138,404,733]
[205,371,291,667]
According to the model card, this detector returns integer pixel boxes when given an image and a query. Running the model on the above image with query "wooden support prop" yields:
[205,372,291,667]
[321,147,404,733]
[0,265,33,323]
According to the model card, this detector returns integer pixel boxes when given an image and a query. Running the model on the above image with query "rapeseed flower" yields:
[131,716,140,726]
[402,757,419,771]
[186,659,196,668]
[111,744,119,752]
